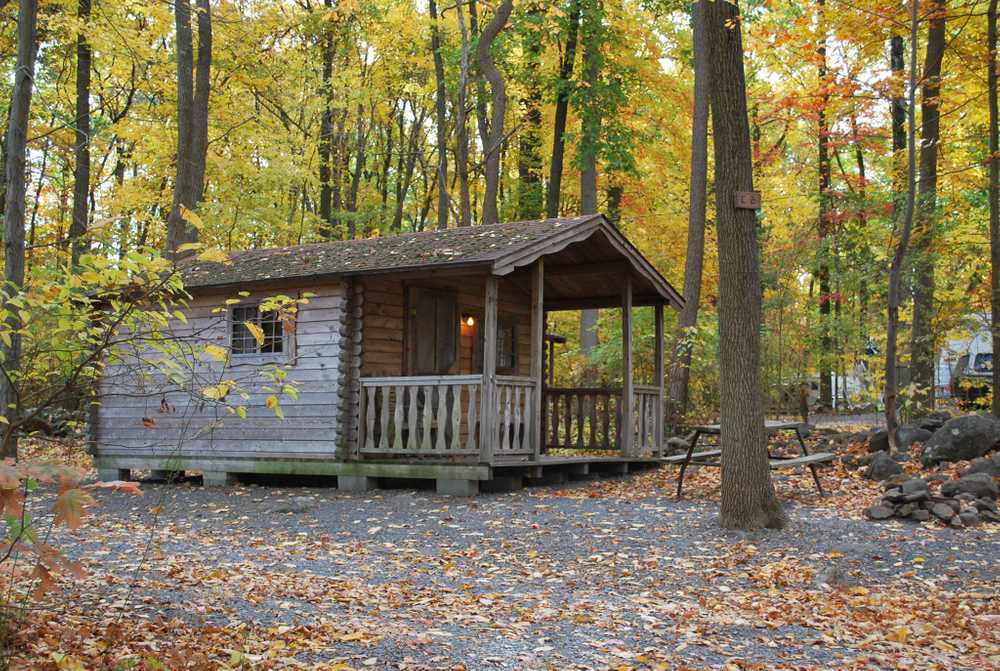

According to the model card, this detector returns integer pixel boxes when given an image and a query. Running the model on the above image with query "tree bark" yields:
[69,0,92,266]
[885,0,920,450]
[816,0,834,410]
[909,0,947,413]
[989,0,999,417]
[705,0,785,530]
[455,0,473,227]
[429,0,449,229]
[166,0,211,254]
[517,1,544,220]
[476,0,513,226]
[666,0,709,425]
[546,0,581,218]
[318,0,335,237]
[578,0,603,359]
[0,0,39,458]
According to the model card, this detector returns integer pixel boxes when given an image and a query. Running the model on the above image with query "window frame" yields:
[471,310,519,376]
[227,301,295,365]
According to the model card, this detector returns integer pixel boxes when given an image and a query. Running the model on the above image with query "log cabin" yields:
[92,215,683,494]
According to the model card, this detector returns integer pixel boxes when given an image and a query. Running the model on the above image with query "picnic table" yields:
[662,421,835,497]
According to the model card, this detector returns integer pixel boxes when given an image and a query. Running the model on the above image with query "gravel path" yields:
[31,473,998,670]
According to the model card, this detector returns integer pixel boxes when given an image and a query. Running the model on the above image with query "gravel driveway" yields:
[25,472,1000,670]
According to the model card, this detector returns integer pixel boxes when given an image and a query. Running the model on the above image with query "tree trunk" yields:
[476,0,513,226]
[469,0,490,162]
[666,0,709,425]
[578,0,602,358]
[886,0,920,450]
[69,0,91,266]
[0,0,39,458]
[166,0,211,254]
[517,1,544,220]
[816,0,833,410]
[429,0,449,229]
[705,0,785,530]
[989,0,999,417]
[318,0,335,238]
[910,0,947,413]
[546,0,580,218]
[455,0,473,227]
[346,103,367,238]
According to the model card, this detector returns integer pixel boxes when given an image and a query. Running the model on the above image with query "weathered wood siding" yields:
[360,274,533,378]
[95,283,346,461]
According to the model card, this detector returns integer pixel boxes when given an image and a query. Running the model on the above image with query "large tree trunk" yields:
[476,0,513,226]
[666,0,709,425]
[546,0,580,218]
[886,0,920,450]
[166,0,211,254]
[578,0,603,358]
[989,0,999,417]
[909,0,947,413]
[816,0,834,410]
[68,0,91,266]
[517,1,544,220]
[705,0,785,530]
[0,0,39,459]
[455,0,473,227]
[318,0,335,237]
[429,0,449,229]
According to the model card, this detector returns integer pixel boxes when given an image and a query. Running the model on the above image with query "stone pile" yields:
[864,473,1000,528]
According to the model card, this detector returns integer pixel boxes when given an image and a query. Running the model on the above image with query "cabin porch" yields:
[347,241,677,492]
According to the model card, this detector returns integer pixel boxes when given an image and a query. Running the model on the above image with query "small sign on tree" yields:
[734,191,762,209]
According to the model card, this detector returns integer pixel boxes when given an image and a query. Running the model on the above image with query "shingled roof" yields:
[180,215,683,307]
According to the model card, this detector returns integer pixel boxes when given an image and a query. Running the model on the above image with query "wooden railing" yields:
[358,376,660,461]
[543,385,662,455]
[491,376,535,457]
[633,385,662,454]
[544,387,622,451]
[359,375,482,456]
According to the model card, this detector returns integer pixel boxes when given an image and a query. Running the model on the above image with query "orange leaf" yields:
[53,488,95,530]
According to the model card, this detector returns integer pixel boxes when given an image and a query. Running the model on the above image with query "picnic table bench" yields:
[662,421,835,497]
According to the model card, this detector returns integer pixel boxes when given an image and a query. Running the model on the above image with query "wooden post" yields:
[531,260,544,460]
[480,275,498,463]
[654,303,665,455]
[621,274,634,456]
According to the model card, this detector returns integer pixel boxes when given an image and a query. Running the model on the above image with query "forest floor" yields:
[9,438,1000,670]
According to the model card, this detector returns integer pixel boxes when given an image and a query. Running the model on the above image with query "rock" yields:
[959,510,980,528]
[961,454,1000,477]
[865,503,895,520]
[921,415,1000,466]
[897,425,934,450]
[939,472,1000,500]
[868,430,890,453]
[665,436,691,456]
[981,508,1000,523]
[900,478,929,494]
[882,473,911,489]
[931,502,956,522]
[911,509,931,521]
[975,498,999,513]
[865,452,903,481]
[917,411,952,432]
[948,515,965,529]
[897,502,917,517]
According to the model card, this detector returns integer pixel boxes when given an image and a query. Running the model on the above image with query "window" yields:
[474,314,518,374]
[231,304,284,356]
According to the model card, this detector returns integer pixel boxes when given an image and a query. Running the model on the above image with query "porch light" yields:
[462,313,475,327]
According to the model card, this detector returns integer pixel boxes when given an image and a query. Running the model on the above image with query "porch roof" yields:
[180,215,683,308]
